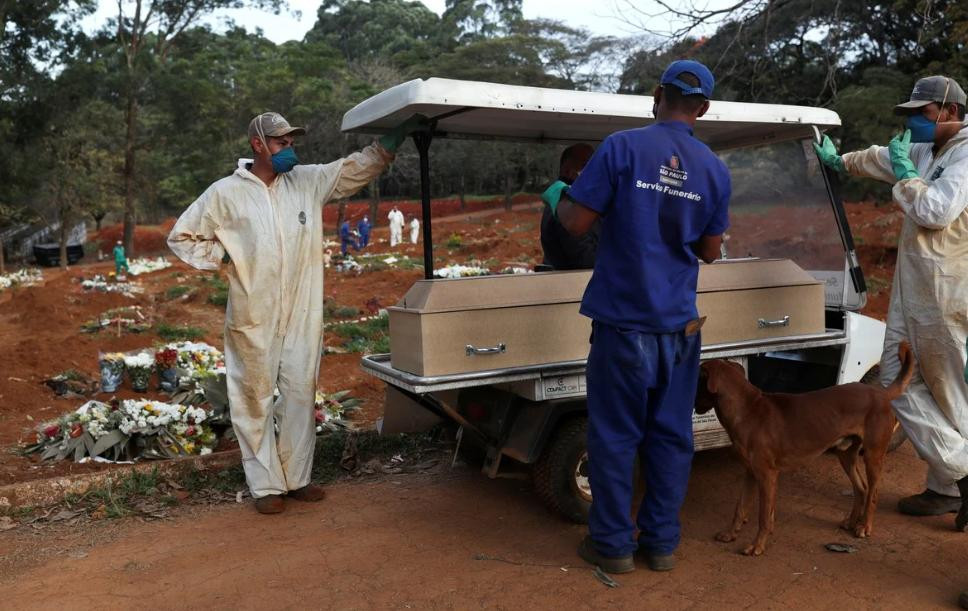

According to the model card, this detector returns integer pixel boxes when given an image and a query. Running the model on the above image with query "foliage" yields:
[165,284,191,300]
[332,314,390,354]
[156,322,206,342]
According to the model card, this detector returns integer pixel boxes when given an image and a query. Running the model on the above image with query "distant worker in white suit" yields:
[388,205,404,246]
[409,215,420,244]
[168,111,425,515]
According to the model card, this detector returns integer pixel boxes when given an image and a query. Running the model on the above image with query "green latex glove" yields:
[889,129,919,181]
[541,180,569,217]
[379,114,429,153]
[812,135,846,173]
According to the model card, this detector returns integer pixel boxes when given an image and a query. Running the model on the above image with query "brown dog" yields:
[696,342,913,556]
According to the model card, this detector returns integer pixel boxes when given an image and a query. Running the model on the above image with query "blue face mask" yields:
[270,147,299,173]
[906,114,938,143]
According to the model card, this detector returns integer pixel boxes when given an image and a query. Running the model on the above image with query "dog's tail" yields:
[885,341,915,400]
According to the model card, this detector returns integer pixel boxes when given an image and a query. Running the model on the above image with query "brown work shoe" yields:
[254,494,285,514]
[897,489,961,516]
[287,484,326,502]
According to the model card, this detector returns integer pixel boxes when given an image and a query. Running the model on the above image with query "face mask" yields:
[906,114,938,143]
[270,147,299,173]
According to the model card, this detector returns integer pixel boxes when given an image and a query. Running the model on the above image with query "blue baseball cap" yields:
[660,60,715,99]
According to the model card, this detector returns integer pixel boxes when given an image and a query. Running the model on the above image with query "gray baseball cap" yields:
[894,76,967,114]
[247,112,306,140]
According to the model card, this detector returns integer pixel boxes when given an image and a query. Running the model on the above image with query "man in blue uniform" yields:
[357,215,372,249]
[339,218,358,256]
[543,60,730,573]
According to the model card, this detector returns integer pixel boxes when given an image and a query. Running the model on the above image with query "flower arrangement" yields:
[81,274,143,296]
[0,268,43,291]
[126,257,172,276]
[335,255,363,274]
[314,390,361,434]
[165,341,225,379]
[155,348,179,391]
[80,306,149,334]
[499,266,532,275]
[433,264,490,279]
[23,399,216,462]
[124,352,154,392]
[98,352,126,392]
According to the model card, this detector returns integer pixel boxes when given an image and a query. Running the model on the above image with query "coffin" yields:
[388,259,825,377]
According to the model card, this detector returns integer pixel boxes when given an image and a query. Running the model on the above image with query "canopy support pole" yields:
[413,128,435,280]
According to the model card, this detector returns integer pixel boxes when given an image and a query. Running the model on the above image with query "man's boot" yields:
[287,484,326,502]
[254,494,285,514]
[897,489,961,516]
[956,476,968,532]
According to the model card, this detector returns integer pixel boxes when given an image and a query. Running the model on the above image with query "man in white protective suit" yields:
[815,75,968,531]
[388,205,404,246]
[409,215,420,244]
[168,111,424,514]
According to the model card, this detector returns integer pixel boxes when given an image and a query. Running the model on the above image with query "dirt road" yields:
[2,443,964,609]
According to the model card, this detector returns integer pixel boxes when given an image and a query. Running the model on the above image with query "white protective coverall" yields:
[843,125,968,496]
[168,144,392,497]
[409,217,420,244]
[388,209,404,246]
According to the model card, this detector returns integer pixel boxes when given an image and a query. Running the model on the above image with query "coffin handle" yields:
[465,343,507,356]
[757,316,791,329]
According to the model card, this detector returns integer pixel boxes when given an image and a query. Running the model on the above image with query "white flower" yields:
[200,448,212,455]
[123,353,154,369]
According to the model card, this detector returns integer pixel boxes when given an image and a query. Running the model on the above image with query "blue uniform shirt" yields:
[568,121,730,333]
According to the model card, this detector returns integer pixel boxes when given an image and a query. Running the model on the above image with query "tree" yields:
[39,102,122,268]
[110,0,281,255]
[306,0,439,67]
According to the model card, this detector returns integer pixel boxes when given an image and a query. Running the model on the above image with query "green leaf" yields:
[92,430,127,456]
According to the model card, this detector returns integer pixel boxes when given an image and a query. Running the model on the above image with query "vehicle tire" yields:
[860,365,907,452]
[532,417,591,524]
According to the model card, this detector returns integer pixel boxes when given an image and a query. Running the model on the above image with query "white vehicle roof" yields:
[341,78,841,150]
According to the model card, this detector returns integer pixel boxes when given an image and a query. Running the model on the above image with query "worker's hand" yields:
[379,114,430,153]
[812,135,846,174]
[542,180,570,217]
[889,129,919,181]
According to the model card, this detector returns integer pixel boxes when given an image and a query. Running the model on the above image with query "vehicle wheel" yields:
[860,365,907,452]
[532,417,591,524]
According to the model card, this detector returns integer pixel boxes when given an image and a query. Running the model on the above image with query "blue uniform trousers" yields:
[340,236,358,256]
[586,320,701,557]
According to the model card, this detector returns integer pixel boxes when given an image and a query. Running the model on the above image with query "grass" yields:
[334,306,361,318]
[165,285,191,300]
[332,314,389,354]
[446,233,463,249]
[156,322,206,342]
[206,274,229,306]
[311,429,441,482]
[7,431,443,524]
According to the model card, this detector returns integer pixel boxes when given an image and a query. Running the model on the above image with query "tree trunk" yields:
[459,173,466,212]
[122,91,138,256]
[369,180,380,224]
[59,214,69,270]
[0,235,5,275]
[337,200,347,235]
[504,173,513,211]
[92,211,106,231]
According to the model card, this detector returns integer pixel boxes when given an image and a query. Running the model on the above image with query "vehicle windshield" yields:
[717,139,849,301]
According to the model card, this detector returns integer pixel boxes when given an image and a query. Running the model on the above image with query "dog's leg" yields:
[716,471,756,543]
[856,444,888,538]
[743,468,778,556]
[834,442,867,532]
